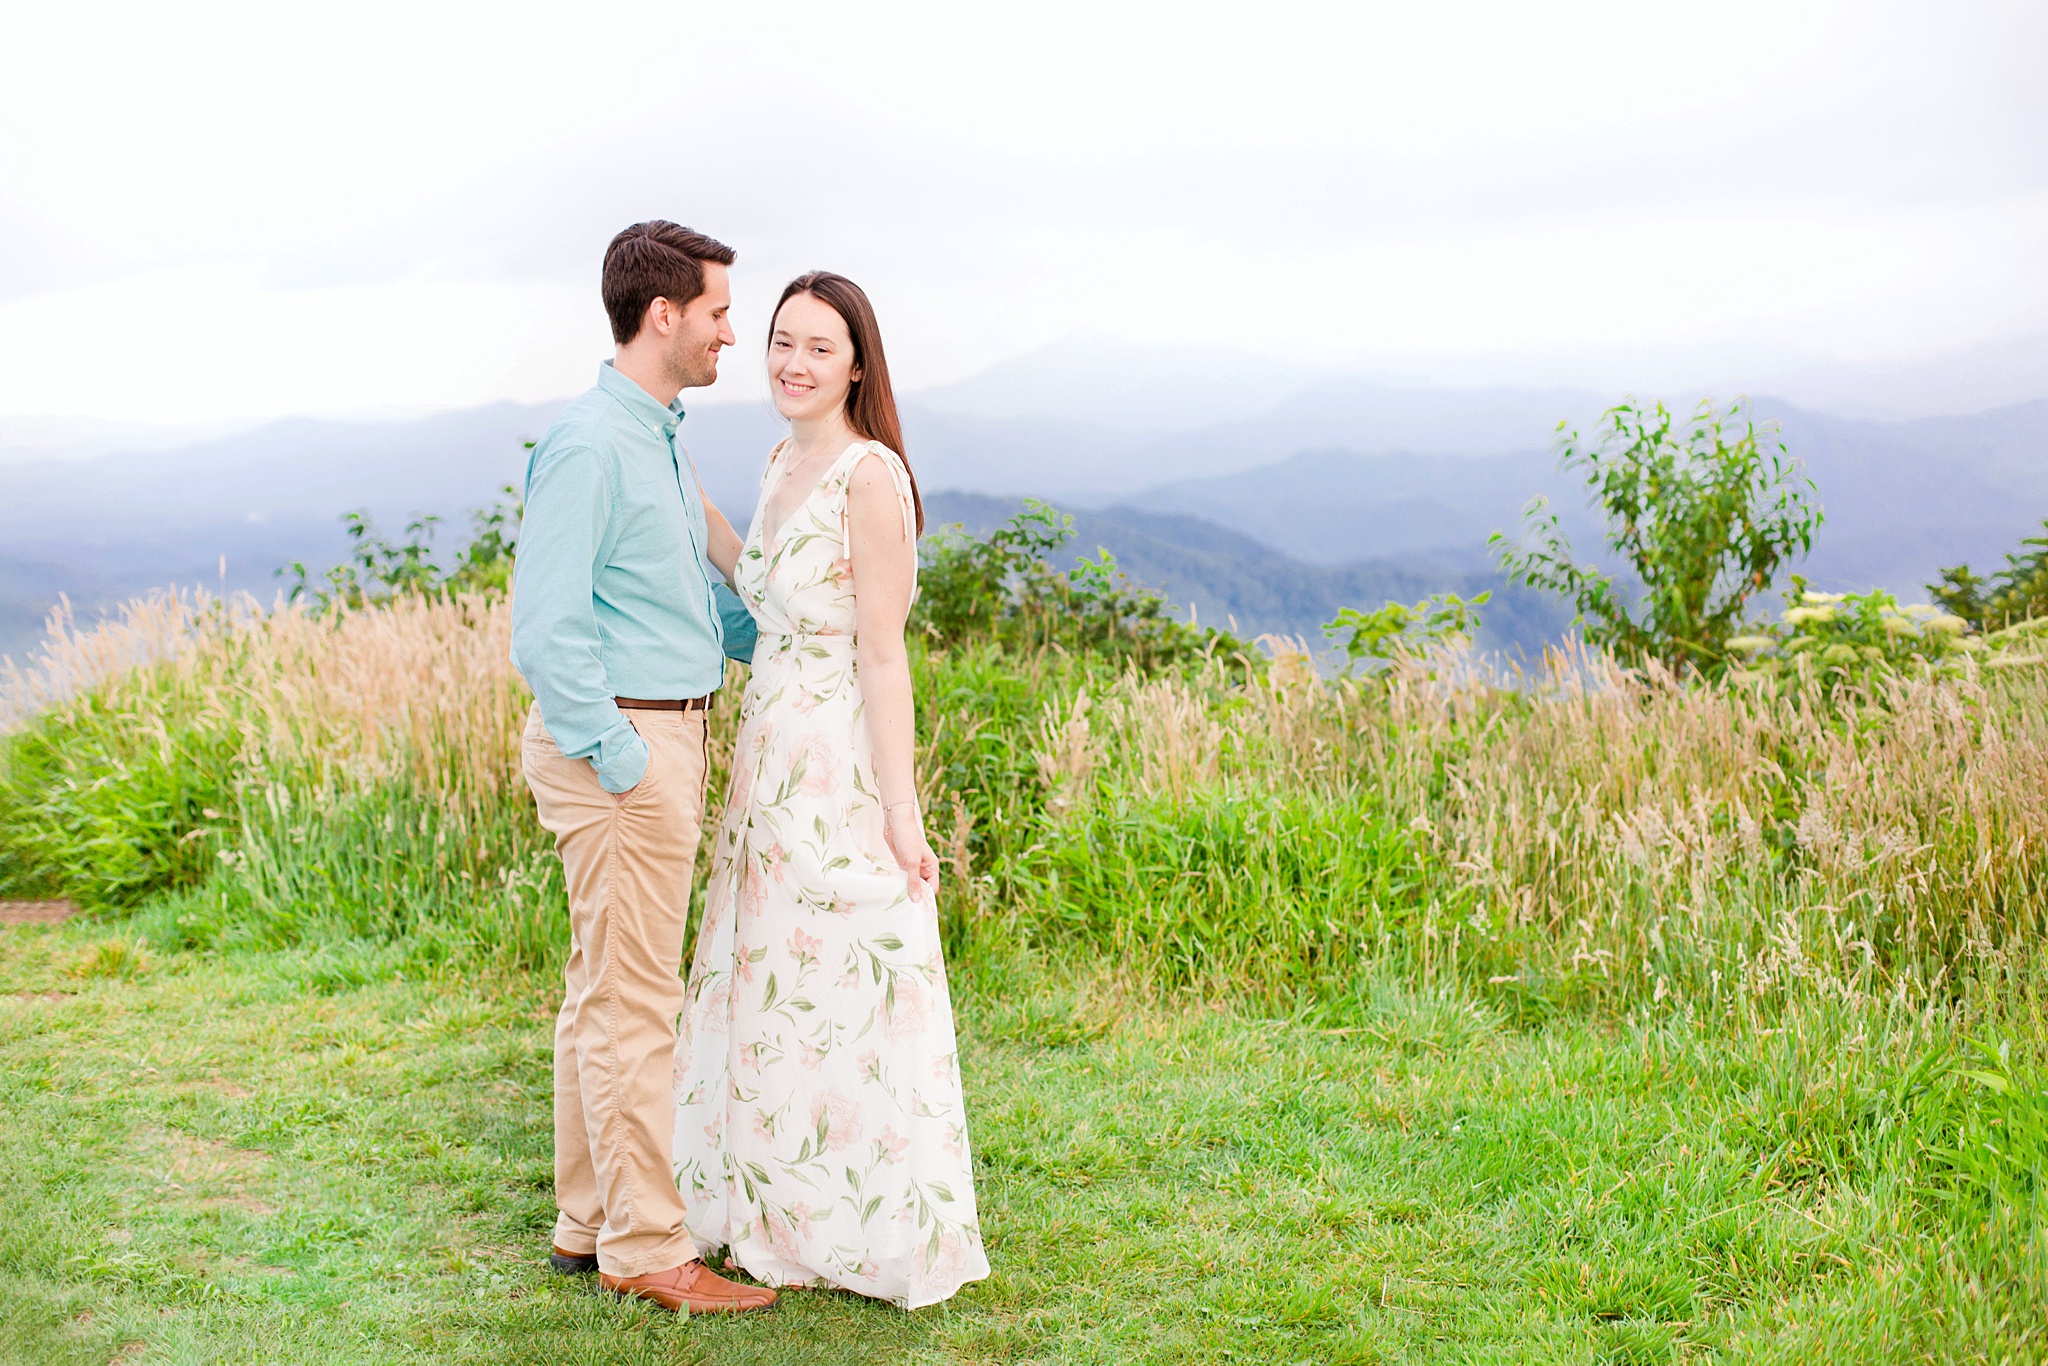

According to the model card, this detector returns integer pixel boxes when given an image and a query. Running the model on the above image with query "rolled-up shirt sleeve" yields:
[510,443,650,793]
[715,582,758,665]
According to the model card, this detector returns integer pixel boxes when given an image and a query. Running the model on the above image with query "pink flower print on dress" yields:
[791,688,821,716]
[765,1209,803,1261]
[745,724,774,778]
[857,1049,883,1085]
[751,1109,775,1142]
[827,893,857,917]
[799,1042,827,1070]
[827,556,854,588]
[920,1230,968,1282]
[796,734,839,797]
[787,926,823,966]
[762,842,789,884]
[734,946,761,984]
[874,1126,910,1165]
[931,1051,956,1081]
[942,1121,965,1159]
[809,1089,864,1151]
[884,976,934,1038]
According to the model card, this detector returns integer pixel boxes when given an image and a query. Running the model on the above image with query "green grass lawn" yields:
[5,919,2036,1365]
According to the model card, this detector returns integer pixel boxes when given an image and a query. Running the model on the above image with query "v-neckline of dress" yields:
[759,439,866,555]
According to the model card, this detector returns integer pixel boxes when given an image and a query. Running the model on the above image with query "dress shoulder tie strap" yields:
[832,440,917,541]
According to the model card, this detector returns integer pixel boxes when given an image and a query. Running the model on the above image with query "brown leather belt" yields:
[615,695,715,712]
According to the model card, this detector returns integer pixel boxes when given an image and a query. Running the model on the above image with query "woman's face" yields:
[768,292,860,426]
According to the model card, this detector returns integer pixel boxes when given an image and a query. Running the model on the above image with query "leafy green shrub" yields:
[1724,577,1975,679]
[1322,590,1489,675]
[914,501,1244,669]
[1932,518,2048,634]
[280,484,520,610]
[1493,399,1820,674]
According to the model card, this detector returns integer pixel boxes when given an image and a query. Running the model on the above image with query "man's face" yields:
[669,263,736,390]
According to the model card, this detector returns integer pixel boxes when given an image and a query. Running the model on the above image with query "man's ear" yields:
[644,296,676,338]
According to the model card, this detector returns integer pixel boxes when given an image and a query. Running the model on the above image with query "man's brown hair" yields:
[601,222,736,345]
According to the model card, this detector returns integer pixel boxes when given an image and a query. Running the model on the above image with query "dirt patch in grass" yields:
[133,1126,276,1215]
[0,899,76,925]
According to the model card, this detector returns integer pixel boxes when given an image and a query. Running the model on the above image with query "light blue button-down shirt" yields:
[510,361,757,792]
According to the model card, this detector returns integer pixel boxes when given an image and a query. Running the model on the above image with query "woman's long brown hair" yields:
[769,271,923,534]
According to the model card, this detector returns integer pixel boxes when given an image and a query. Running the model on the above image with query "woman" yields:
[672,272,990,1309]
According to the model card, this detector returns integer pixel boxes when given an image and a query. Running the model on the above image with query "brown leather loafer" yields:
[600,1259,777,1314]
[549,1244,598,1274]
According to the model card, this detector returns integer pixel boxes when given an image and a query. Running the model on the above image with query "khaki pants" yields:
[521,701,708,1278]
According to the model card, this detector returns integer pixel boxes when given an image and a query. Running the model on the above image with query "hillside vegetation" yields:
[3,485,2047,1361]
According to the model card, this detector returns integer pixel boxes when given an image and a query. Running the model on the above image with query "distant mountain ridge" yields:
[1118,397,2048,598]
[2,377,2042,663]
[923,493,1571,657]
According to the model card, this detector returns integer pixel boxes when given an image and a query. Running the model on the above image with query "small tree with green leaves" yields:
[1491,399,1820,674]
[1322,590,1488,677]
[914,501,1243,668]
[280,484,521,611]
[1930,519,2048,634]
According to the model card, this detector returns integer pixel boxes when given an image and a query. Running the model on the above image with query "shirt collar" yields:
[597,360,686,440]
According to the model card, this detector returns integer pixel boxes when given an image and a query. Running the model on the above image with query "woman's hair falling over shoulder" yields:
[770,271,924,535]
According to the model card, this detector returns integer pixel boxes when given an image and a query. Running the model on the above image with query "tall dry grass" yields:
[1050,643,2048,1007]
[0,587,759,947]
[4,588,528,809]
[9,583,2045,1011]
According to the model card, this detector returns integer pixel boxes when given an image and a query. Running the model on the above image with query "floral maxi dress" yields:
[673,440,990,1309]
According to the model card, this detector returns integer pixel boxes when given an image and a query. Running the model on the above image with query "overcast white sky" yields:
[1,0,2043,425]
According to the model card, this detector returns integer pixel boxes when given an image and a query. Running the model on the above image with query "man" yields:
[510,221,771,1315]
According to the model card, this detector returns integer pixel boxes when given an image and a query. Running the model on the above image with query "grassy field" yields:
[2,588,2045,1363]
[9,921,2041,1365]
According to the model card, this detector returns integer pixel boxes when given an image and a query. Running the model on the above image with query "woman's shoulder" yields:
[838,442,915,542]
[839,442,909,498]
[843,439,904,473]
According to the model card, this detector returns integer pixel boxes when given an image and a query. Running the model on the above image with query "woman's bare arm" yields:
[847,452,938,900]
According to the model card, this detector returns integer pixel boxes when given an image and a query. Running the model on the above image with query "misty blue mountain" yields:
[2,371,2043,664]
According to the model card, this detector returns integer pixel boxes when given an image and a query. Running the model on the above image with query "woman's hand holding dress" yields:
[884,805,940,902]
